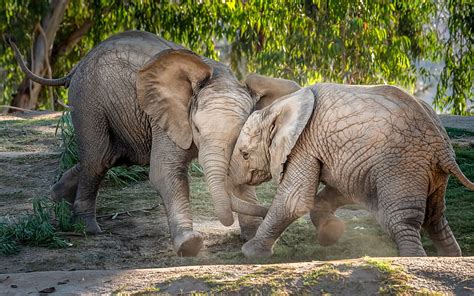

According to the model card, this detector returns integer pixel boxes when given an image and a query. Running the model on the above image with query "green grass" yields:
[423,145,474,255]
[445,127,474,138]
[363,258,412,295]
[0,198,85,255]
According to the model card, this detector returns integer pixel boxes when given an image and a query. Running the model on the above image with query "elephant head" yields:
[136,51,269,226]
[229,75,314,186]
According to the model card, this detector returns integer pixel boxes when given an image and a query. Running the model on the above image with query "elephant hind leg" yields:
[310,186,348,246]
[72,115,119,234]
[423,184,461,256]
[377,182,427,257]
[51,163,81,204]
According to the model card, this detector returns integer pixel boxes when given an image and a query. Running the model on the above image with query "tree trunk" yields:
[10,0,69,111]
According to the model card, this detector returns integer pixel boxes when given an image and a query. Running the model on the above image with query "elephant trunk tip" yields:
[217,214,235,227]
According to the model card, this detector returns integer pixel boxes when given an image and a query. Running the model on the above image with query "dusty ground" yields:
[0,111,473,295]
[1,257,473,295]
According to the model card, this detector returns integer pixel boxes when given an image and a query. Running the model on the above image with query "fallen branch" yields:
[97,204,161,219]
[55,231,84,237]
[0,105,41,113]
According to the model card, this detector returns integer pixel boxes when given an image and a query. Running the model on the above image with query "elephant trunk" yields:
[229,185,268,217]
[200,145,267,226]
[200,150,234,226]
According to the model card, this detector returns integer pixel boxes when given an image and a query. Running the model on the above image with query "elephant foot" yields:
[317,216,346,246]
[174,231,203,257]
[398,247,427,257]
[242,239,273,258]
[75,213,102,234]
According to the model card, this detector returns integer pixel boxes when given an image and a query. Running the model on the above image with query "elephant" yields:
[8,31,272,257]
[228,74,474,258]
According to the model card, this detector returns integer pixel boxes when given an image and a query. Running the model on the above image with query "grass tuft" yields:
[364,257,412,295]
[0,198,85,256]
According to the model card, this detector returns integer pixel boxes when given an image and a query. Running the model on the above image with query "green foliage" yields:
[434,0,473,115]
[56,111,149,186]
[0,0,49,107]
[0,198,84,256]
[0,1,471,114]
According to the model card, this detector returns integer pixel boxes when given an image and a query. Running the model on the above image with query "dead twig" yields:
[97,204,160,219]
[55,231,84,237]
[0,105,41,113]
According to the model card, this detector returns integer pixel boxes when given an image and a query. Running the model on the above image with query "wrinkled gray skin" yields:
[9,31,271,257]
[229,74,474,258]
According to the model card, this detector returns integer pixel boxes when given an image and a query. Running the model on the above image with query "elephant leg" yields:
[378,181,427,257]
[242,154,320,258]
[149,132,202,257]
[423,185,461,256]
[71,114,116,234]
[310,186,347,246]
[233,185,263,241]
[51,163,81,205]
[424,216,461,256]
[73,165,108,234]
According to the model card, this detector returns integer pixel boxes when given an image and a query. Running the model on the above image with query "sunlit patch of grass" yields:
[0,198,85,255]
[301,264,342,287]
[207,266,295,294]
[364,257,412,295]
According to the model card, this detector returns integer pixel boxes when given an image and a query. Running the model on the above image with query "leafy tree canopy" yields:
[0,0,472,114]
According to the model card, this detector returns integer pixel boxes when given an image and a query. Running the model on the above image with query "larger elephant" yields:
[229,74,474,258]
[8,31,271,257]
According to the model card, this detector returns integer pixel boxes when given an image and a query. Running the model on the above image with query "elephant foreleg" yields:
[149,133,202,257]
[310,186,348,246]
[242,154,321,258]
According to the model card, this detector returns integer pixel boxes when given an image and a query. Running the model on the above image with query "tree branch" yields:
[52,19,94,58]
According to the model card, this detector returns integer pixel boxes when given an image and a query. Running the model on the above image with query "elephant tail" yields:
[6,35,75,87]
[442,158,474,191]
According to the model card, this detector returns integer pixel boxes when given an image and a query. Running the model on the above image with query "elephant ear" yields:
[136,49,212,149]
[265,88,315,183]
[245,73,301,110]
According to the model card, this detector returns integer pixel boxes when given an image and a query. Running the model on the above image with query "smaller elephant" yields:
[228,74,474,258]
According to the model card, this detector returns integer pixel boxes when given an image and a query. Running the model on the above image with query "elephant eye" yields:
[242,151,250,160]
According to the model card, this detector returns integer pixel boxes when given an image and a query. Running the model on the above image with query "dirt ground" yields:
[1,111,473,295]
[1,257,473,294]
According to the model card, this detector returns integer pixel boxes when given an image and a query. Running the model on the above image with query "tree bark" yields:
[52,19,94,59]
[10,0,69,111]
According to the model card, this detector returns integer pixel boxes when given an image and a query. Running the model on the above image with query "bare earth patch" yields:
[1,112,473,294]
[0,257,472,295]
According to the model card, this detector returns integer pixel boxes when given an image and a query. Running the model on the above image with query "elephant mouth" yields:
[249,169,271,185]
